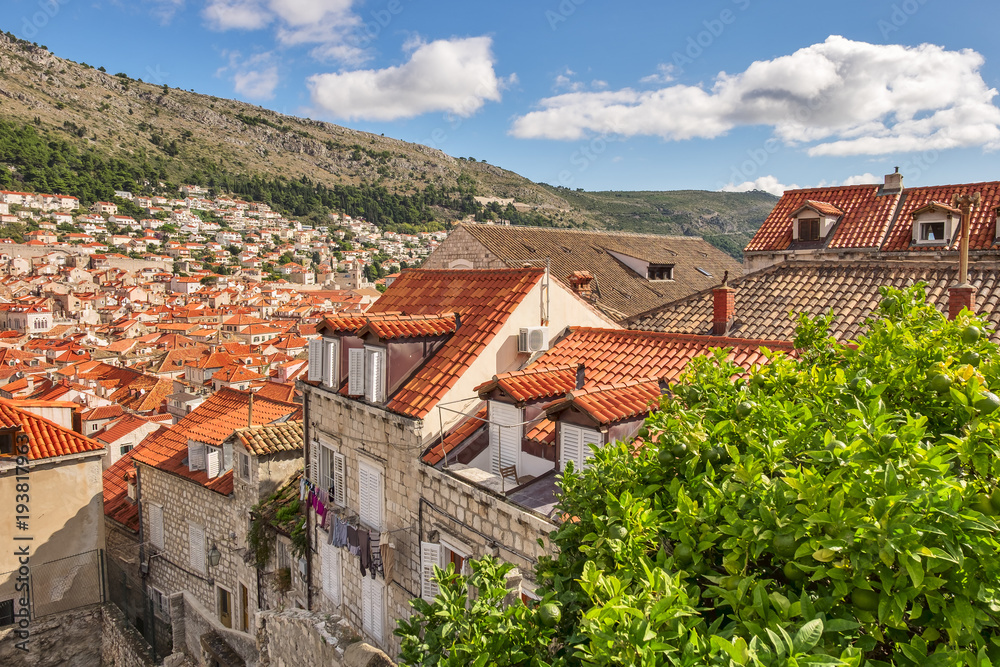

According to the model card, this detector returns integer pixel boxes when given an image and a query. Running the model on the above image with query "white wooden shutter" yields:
[149,504,164,550]
[358,461,382,530]
[189,523,206,573]
[188,440,206,471]
[333,452,346,506]
[420,542,441,601]
[309,438,320,486]
[347,348,365,396]
[559,424,583,472]
[489,402,521,476]
[206,448,221,479]
[322,338,337,387]
[363,576,384,644]
[578,426,603,470]
[307,339,323,381]
[365,348,385,403]
[322,540,342,606]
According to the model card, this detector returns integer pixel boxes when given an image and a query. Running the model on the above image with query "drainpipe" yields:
[950,192,981,319]
[303,388,313,610]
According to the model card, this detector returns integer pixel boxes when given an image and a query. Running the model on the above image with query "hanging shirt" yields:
[359,529,371,576]
[369,532,382,580]
[347,525,360,556]
[380,537,395,583]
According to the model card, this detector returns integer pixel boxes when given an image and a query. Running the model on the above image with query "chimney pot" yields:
[712,286,736,336]
[948,284,975,320]
[883,169,903,194]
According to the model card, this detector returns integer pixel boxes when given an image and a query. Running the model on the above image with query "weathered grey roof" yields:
[429,224,744,320]
[627,260,1000,341]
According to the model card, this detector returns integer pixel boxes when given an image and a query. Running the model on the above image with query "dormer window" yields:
[790,201,842,242]
[911,202,960,246]
[646,264,674,281]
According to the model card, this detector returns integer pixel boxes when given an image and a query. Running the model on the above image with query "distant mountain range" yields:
[0,32,776,257]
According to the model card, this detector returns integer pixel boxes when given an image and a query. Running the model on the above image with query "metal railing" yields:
[0,548,104,622]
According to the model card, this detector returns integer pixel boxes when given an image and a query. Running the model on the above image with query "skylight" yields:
[696,268,712,277]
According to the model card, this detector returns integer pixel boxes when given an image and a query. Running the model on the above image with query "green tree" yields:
[399,285,1000,666]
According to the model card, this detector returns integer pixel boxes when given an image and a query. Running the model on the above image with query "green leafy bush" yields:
[401,285,1000,666]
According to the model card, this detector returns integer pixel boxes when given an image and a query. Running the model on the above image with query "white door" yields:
[489,401,521,477]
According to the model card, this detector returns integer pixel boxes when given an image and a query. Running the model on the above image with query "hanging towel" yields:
[327,517,336,545]
[318,488,329,506]
[347,525,359,556]
[299,476,307,501]
[369,532,382,579]
[380,538,395,583]
[322,506,333,531]
[359,529,371,576]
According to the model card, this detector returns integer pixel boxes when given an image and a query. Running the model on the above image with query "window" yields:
[321,539,342,606]
[188,440,206,471]
[91,423,99,432]
[120,444,133,457]
[0,432,13,456]
[238,452,250,481]
[797,217,820,241]
[919,221,946,242]
[217,586,232,629]
[189,523,206,574]
[277,539,290,571]
[347,347,365,395]
[0,599,13,627]
[239,583,249,633]
[149,586,169,619]
[149,504,164,551]
[318,442,346,506]
[362,576,384,644]
[489,401,521,479]
[646,264,674,281]
[559,423,603,473]
[358,461,383,531]
[364,346,386,403]
[206,446,222,479]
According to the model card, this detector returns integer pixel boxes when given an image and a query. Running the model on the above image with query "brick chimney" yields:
[567,271,594,300]
[713,285,736,335]
[948,284,975,320]
[883,167,903,195]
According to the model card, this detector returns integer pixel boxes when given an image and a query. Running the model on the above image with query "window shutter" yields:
[333,452,346,506]
[347,348,365,396]
[559,424,582,472]
[489,402,521,475]
[578,426,603,471]
[188,441,206,471]
[322,338,337,387]
[149,504,164,550]
[307,339,323,381]
[420,542,441,601]
[189,523,206,573]
[309,438,320,486]
[358,461,382,530]
[206,448,221,479]
[365,348,385,403]
[363,576,384,644]
[322,540,342,606]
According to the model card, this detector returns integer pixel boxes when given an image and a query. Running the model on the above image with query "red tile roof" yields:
[474,364,579,402]
[358,313,458,340]
[546,379,663,425]
[795,200,844,217]
[534,328,795,387]
[81,404,125,422]
[746,185,899,252]
[880,181,1000,252]
[0,398,104,460]
[104,445,145,530]
[368,269,545,418]
[96,414,156,445]
[131,388,300,495]
[423,404,487,465]
[235,420,303,456]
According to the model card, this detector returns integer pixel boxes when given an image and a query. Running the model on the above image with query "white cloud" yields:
[145,0,185,23]
[308,36,506,121]
[838,172,878,186]
[511,36,1000,157]
[720,175,796,197]
[203,0,365,63]
[640,63,676,85]
[233,67,280,99]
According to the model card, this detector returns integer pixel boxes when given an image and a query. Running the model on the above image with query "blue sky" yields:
[6,0,1000,194]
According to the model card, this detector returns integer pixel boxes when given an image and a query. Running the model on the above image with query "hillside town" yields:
[2,169,1000,666]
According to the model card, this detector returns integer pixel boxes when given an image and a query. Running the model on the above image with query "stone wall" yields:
[101,602,158,667]
[420,226,506,270]
[170,591,258,666]
[257,608,394,667]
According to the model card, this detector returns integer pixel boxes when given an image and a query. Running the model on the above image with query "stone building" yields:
[299,267,618,654]
[102,388,301,663]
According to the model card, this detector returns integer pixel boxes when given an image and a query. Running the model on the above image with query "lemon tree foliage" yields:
[398,286,1000,666]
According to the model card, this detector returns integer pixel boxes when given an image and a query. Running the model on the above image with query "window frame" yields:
[919,220,947,243]
[238,451,251,482]
[797,217,821,242]
[646,264,674,281]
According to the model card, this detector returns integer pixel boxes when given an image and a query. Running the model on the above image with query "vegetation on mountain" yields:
[0,33,773,253]
[398,285,1000,666]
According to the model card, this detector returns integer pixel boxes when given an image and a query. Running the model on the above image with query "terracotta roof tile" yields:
[358,313,458,340]
[881,181,1000,252]
[422,404,486,465]
[547,379,663,425]
[0,398,104,460]
[474,364,579,402]
[236,420,303,456]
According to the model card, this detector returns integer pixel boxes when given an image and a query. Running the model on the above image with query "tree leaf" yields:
[794,619,824,653]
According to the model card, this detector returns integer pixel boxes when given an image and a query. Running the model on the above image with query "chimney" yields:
[948,284,975,320]
[247,392,254,427]
[712,284,736,335]
[883,167,903,194]
[575,364,585,390]
[567,271,594,300]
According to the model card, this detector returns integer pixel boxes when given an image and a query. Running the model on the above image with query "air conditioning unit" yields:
[518,326,549,353]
